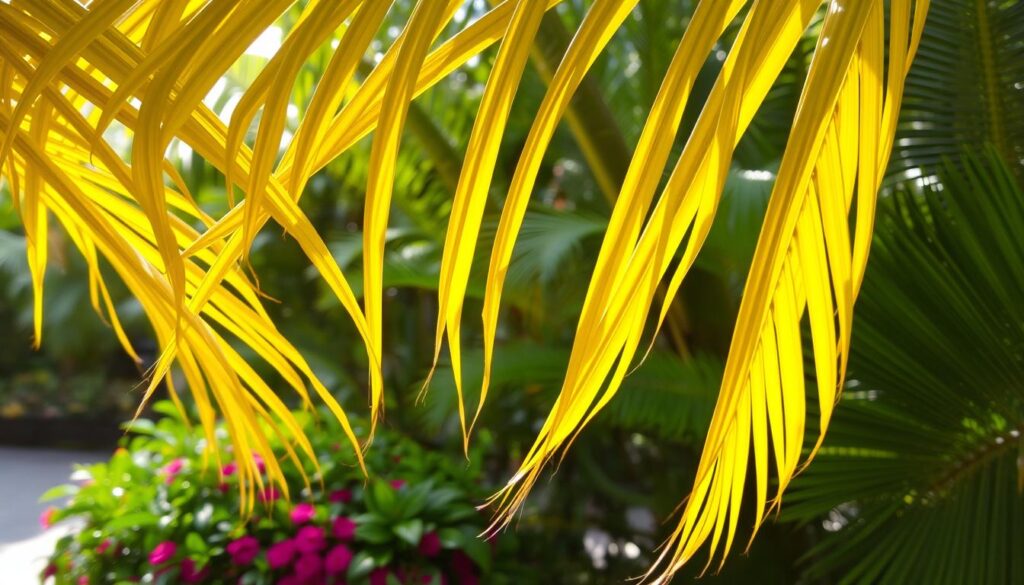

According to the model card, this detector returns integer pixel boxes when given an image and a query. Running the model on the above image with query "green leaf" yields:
[104,512,160,531]
[123,418,156,436]
[38,484,78,502]
[392,518,424,547]
[185,532,207,554]
[423,487,463,512]
[365,480,397,516]
[397,483,431,518]
[459,530,491,574]
[437,527,464,549]
[355,519,393,545]
[347,550,376,581]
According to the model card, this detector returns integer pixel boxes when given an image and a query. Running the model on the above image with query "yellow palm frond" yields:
[0,0,929,580]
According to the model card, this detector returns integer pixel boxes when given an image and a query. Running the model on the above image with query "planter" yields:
[0,416,124,449]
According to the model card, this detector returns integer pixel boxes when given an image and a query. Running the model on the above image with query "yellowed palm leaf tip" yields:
[0,0,928,580]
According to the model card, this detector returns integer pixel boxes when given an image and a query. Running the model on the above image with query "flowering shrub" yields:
[42,402,512,584]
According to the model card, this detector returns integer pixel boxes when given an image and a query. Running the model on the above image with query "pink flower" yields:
[266,539,296,569]
[290,502,315,525]
[77,577,89,585]
[222,462,237,476]
[164,458,184,474]
[294,525,326,554]
[258,487,280,503]
[181,558,209,583]
[226,536,260,565]
[418,531,442,557]
[324,544,353,574]
[39,506,57,529]
[369,568,392,585]
[218,483,230,494]
[96,539,113,555]
[332,516,356,541]
[452,550,478,585]
[41,564,57,578]
[390,479,406,490]
[252,453,266,474]
[293,554,323,581]
[163,458,184,483]
[148,541,177,565]
[328,489,352,503]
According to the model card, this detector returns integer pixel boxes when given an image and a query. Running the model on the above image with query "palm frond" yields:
[423,341,721,444]
[0,1,929,578]
[786,150,1024,584]
[889,0,1024,184]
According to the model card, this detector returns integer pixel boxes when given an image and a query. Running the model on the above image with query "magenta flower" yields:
[389,479,407,490]
[77,577,89,585]
[162,458,184,483]
[221,462,237,476]
[294,525,326,554]
[276,576,302,585]
[452,550,478,585]
[324,544,353,574]
[369,568,392,585]
[258,487,280,503]
[328,489,352,503]
[226,535,260,565]
[148,541,177,565]
[290,502,315,525]
[181,558,209,583]
[252,453,266,473]
[39,506,57,529]
[95,539,113,555]
[332,516,356,541]
[266,539,296,569]
[293,554,323,581]
[163,458,184,475]
[42,564,57,579]
[418,531,442,557]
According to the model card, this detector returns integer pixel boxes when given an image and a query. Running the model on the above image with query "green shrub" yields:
[42,402,519,585]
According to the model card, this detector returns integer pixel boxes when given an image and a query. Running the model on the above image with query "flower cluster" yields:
[42,404,503,584]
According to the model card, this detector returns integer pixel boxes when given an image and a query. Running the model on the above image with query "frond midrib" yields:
[924,422,1023,502]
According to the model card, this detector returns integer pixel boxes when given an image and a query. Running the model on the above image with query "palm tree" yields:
[0,1,930,580]
[785,150,1024,584]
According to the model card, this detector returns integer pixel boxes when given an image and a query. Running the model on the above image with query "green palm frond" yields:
[889,0,1024,183]
[786,150,1024,584]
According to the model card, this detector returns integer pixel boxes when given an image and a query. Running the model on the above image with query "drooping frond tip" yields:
[1,0,928,580]
[482,0,928,581]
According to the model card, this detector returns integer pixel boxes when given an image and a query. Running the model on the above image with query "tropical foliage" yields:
[43,402,515,585]
[785,151,1024,585]
[28,0,1024,581]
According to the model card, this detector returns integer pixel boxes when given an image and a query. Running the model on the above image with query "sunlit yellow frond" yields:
[488,0,823,525]
[430,0,548,449]
[0,0,929,580]
[648,1,928,580]
[0,30,368,510]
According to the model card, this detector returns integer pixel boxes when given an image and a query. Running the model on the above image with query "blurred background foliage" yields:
[1,0,1021,582]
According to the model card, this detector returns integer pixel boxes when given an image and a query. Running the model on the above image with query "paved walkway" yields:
[0,447,108,583]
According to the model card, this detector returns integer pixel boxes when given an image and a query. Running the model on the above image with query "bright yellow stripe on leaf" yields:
[363,0,458,433]
[430,0,548,449]
[287,0,394,200]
